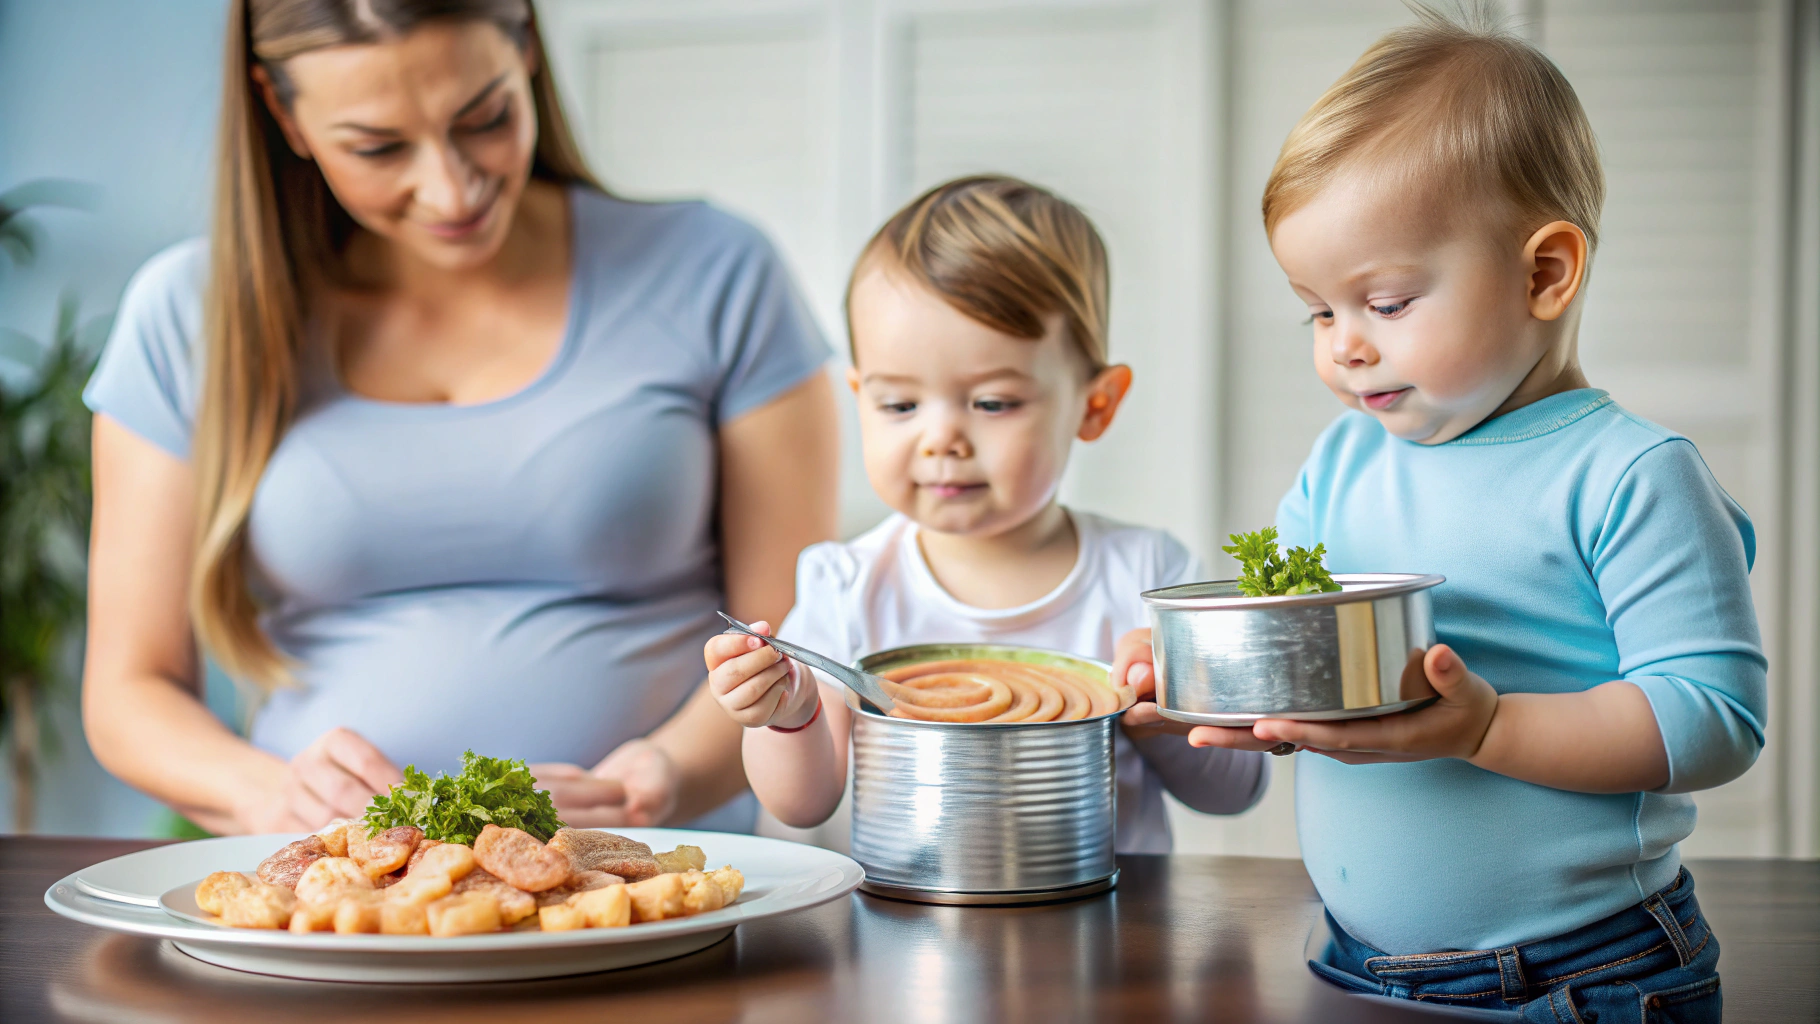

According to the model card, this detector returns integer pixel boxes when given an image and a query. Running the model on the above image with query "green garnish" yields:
[362,750,565,845]
[1222,527,1342,597]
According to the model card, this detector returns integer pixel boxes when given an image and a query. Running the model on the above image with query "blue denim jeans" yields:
[1308,869,1721,1023]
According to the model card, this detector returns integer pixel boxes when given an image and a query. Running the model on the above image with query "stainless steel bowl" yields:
[847,643,1119,905]
[1143,573,1445,726]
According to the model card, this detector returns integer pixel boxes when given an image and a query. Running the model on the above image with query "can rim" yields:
[1140,572,1445,610]
[850,643,1125,728]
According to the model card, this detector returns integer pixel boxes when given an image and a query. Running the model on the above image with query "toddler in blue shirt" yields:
[1117,9,1764,1022]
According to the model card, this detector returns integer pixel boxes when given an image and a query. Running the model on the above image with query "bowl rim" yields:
[1140,572,1445,610]
[849,643,1125,728]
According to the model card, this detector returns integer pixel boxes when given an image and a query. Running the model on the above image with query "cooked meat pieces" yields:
[349,825,423,879]
[256,835,328,889]
[533,869,624,908]
[548,827,660,882]
[472,824,569,892]
[450,867,537,925]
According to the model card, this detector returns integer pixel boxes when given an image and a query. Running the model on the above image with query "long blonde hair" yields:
[196,0,599,688]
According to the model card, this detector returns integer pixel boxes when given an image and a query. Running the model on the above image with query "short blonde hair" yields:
[1262,4,1604,252]
[851,175,1110,372]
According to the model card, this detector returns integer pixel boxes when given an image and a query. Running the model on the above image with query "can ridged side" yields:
[849,712,1117,893]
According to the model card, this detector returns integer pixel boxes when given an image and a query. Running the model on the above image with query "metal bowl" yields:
[847,643,1119,905]
[1143,573,1445,726]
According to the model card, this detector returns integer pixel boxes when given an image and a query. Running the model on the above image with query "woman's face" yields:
[262,21,539,271]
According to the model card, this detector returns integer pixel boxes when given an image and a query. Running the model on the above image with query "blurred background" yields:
[2,0,1815,859]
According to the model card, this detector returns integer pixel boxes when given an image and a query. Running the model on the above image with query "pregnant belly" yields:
[249,587,717,774]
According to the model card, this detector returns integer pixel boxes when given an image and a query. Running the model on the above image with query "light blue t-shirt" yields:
[1277,389,1765,954]
[85,189,831,829]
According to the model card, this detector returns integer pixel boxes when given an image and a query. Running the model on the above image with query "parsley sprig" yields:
[1222,527,1342,597]
[362,750,565,845]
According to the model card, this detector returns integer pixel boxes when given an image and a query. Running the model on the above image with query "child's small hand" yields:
[1197,644,1498,763]
[704,621,819,729]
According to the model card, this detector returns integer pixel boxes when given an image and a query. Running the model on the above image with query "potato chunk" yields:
[427,892,502,937]
[680,870,726,915]
[537,902,588,931]
[709,866,745,905]
[569,883,632,928]
[534,869,622,908]
[380,900,430,936]
[315,820,352,858]
[217,881,296,929]
[196,871,254,917]
[655,844,707,875]
[406,841,474,883]
[333,892,383,934]
[450,867,537,925]
[385,872,453,908]
[472,824,569,892]
[287,900,337,933]
[626,873,686,923]
[294,856,373,905]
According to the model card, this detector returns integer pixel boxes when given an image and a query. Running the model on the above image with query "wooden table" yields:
[4,837,1816,1022]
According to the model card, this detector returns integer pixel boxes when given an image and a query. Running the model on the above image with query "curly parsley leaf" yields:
[362,750,564,845]
[1221,528,1342,597]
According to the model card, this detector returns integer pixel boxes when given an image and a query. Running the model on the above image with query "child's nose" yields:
[1331,319,1379,368]
[920,423,974,460]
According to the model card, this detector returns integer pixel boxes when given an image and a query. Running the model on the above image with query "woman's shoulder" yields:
[570,188,781,276]
[83,237,211,456]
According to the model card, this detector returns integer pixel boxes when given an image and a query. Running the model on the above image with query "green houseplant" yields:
[0,182,107,833]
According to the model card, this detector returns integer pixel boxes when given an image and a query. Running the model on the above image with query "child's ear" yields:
[1524,221,1589,322]
[1077,364,1134,442]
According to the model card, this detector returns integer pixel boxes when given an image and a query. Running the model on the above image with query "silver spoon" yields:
[716,612,898,714]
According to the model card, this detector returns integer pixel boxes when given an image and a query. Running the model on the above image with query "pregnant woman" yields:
[80,0,838,834]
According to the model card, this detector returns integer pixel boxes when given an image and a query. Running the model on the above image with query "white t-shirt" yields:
[769,509,1269,854]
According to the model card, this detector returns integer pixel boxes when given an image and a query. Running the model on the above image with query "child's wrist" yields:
[765,662,822,731]
[1462,692,1504,768]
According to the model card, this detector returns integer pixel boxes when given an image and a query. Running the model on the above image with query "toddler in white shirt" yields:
[704,175,1267,851]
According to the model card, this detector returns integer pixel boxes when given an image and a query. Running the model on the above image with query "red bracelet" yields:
[768,696,823,733]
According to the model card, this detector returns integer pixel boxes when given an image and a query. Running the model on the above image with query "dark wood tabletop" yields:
[4,837,1816,1023]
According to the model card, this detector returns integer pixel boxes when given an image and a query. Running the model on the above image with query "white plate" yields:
[45,828,864,983]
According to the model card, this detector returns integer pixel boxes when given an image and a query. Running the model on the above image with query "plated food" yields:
[196,821,742,937]
[193,752,743,937]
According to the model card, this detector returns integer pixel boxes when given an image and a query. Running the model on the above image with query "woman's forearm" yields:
[646,681,750,821]
[82,669,286,834]
[1468,681,1670,793]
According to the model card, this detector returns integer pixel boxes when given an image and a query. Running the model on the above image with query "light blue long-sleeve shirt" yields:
[1277,389,1765,954]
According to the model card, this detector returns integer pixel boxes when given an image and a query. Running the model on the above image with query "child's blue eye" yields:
[1370,300,1411,318]
[881,401,916,414]
[974,398,1019,413]
[1304,310,1334,325]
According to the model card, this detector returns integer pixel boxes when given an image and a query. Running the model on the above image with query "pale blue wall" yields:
[0,0,227,835]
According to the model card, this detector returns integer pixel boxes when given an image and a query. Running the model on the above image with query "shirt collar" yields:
[1441,388,1613,446]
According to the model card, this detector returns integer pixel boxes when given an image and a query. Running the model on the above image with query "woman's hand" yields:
[588,738,680,827]
[529,763,630,829]
[234,727,402,833]
[1195,644,1498,763]
[704,622,818,729]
